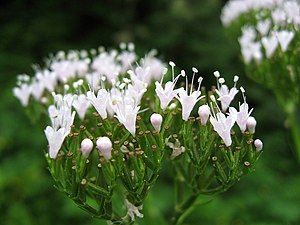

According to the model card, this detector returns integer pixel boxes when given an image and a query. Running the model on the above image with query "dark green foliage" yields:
[1,0,300,224]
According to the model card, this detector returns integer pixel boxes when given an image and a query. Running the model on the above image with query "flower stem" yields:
[171,192,199,225]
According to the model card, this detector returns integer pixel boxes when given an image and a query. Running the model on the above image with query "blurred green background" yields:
[1,0,299,224]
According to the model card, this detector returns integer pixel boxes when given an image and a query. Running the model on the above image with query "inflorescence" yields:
[14,44,263,224]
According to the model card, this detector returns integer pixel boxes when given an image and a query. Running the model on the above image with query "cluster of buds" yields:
[14,45,263,224]
[221,0,300,162]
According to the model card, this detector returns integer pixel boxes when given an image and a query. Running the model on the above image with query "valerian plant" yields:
[14,43,263,225]
[221,0,300,162]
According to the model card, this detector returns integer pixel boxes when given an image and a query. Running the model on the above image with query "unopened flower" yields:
[80,138,94,158]
[198,104,210,125]
[150,113,163,132]
[246,116,257,134]
[254,139,263,151]
[96,136,112,160]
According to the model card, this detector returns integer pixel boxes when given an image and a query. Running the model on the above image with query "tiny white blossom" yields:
[210,108,236,147]
[72,94,90,120]
[166,138,186,160]
[176,69,204,121]
[124,199,144,221]
[261,35,279,58]
[216,85,239,112]
[276,30,295,52]
[13,83,32,106]
[44,126,67,159]
[87,89,109,119]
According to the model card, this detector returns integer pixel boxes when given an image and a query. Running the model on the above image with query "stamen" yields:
[169,61,176,80]
[218,78,225,84]
[240,86,246,102]
[197,77,203,91]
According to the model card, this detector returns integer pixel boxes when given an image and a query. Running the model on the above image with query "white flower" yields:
[198,104,210,125]
[31,79,45,101]
[261,35,279,58]
[236,102,253,132]
[91,51,121,82]
[124,199,143,221]
[210,108,236,147]
[96,136,112,160]
[44,126,67,159]
[257,19,271,36]
[36,70,57,92]
[80,138,94,158]
[87,89,109,119]
[72,94,90,120]
[13,83,32,106]
[176,69,204,121]
[150,113,163,132]
[166,138,186,160]
[48,94,76,134]
[155,63,183,110]
[113,96,140,136]
[216,85,239,112]
[276,30,295,52]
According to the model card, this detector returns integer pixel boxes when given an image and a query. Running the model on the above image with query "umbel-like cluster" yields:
[221,0,300,162]
[14,44,263,224]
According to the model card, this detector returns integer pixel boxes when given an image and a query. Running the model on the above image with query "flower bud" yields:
[96,137,112,160]
[254,139,263,151]
[80,138,94,158]
[150,113,163,132]
[198,104,210,125]
[246,116,257,134]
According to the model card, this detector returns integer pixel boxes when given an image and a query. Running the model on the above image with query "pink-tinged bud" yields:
[254,139,263,151]
[246,116,257,134]
[80,138,94,158]
[198,104,210,125]
[150,113,163,132]
[96,137,112,160]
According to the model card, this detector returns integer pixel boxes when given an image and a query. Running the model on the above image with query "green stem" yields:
[287,110,300,162]
[171,193,199,225]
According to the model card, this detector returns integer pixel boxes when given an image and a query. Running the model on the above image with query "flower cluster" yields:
[222,0,300,64]
[14,45,263,224]
[221,1,300,162]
